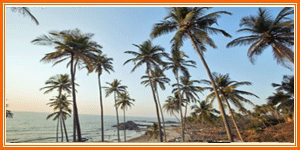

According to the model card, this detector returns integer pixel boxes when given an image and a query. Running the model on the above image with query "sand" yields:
[128,126,183,142]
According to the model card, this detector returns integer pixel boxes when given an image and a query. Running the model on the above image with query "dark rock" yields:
[112,121,140,130]
[165,121,180,124]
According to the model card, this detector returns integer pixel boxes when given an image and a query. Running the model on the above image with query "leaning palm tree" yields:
[164,50,196,142]
[115,92,135,142]
[10,7,39,25]
[40,74,74,142]
[124,40,168,142]
[32,29,101,142]
[47,94,72,142]
[103,79,127,142]
[202,72,258,142]
[141,68,170,141]
[191,100,220,125]
[151,7,234,141]
[227,7,294,69]
[90,51,114,142]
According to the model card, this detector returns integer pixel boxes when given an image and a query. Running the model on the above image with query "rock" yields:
[112,121,140,130]
[165,121,180,124]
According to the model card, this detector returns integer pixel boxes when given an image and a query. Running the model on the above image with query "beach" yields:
[128,126,182,142]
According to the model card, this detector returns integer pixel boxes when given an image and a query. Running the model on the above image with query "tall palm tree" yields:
[164,50,196,142]
[172,75,202,123]
[115,92,135,142]
[103,79,127,142]
[46,94,72,142]
[141,68,170,141]
[201,72,258,142]
[150,7,234,142]
[10,7,39,25]
[90,51,114,142]
[32,29,100,141]
[124,40,167,142]
[191,100,220,125]
[40,74,74,142]
[227,7,294,69]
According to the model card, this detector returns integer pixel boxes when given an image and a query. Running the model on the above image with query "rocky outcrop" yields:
[112,121,140,130]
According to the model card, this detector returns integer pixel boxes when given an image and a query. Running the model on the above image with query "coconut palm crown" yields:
[227,7,294,68]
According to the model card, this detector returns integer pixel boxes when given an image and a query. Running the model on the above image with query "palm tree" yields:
[145,122,162,141]
[227,7,294,69]
[272,75,294,96]
[164,50,196,142]
[32,29,101,142]
[103,79,127,142]
[201,72,258,142]
[191,100,220,125]
[40,74,73,98]
[46,94,72,142]
[90,51,114,142]
[150,7,234,142]
[115,92,135,142]
[10,7,39,25]
[267,91,293,114]
[268,75,294,119]
[40,74,74,142]
[163,94,181,122]
[124,40,167,142]
[172,75,202,123]
[141,68,170,141]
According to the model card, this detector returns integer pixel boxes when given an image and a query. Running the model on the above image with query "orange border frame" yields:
[0,1,298,149]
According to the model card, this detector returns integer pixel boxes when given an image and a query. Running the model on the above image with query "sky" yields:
[5,6,294,118]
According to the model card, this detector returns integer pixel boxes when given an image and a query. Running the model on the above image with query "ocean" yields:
[5,111,177,143]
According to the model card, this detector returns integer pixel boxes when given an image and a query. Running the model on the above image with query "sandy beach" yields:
[128,126,182,142]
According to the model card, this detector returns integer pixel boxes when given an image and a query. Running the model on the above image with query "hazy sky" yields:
[5,6,293,118]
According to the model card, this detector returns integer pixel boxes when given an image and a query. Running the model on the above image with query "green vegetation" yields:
[28,7,294,143]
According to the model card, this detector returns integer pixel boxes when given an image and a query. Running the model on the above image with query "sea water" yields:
[5,111,177,143]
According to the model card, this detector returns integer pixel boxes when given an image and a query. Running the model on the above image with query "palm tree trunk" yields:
[187,32,233,142]
[62,116,69,142]
[114,92,120,142]
[98,75,104,142]
[70,53,82,142]
[147,68,163,142]
[175,73,185,142]
[184,93,189,137]
[155,89,167,142]
[60,115,64,142]
[221,93,244,142]
[57,88,62,142]
[124,108,126,142]
[56,117,59,142]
